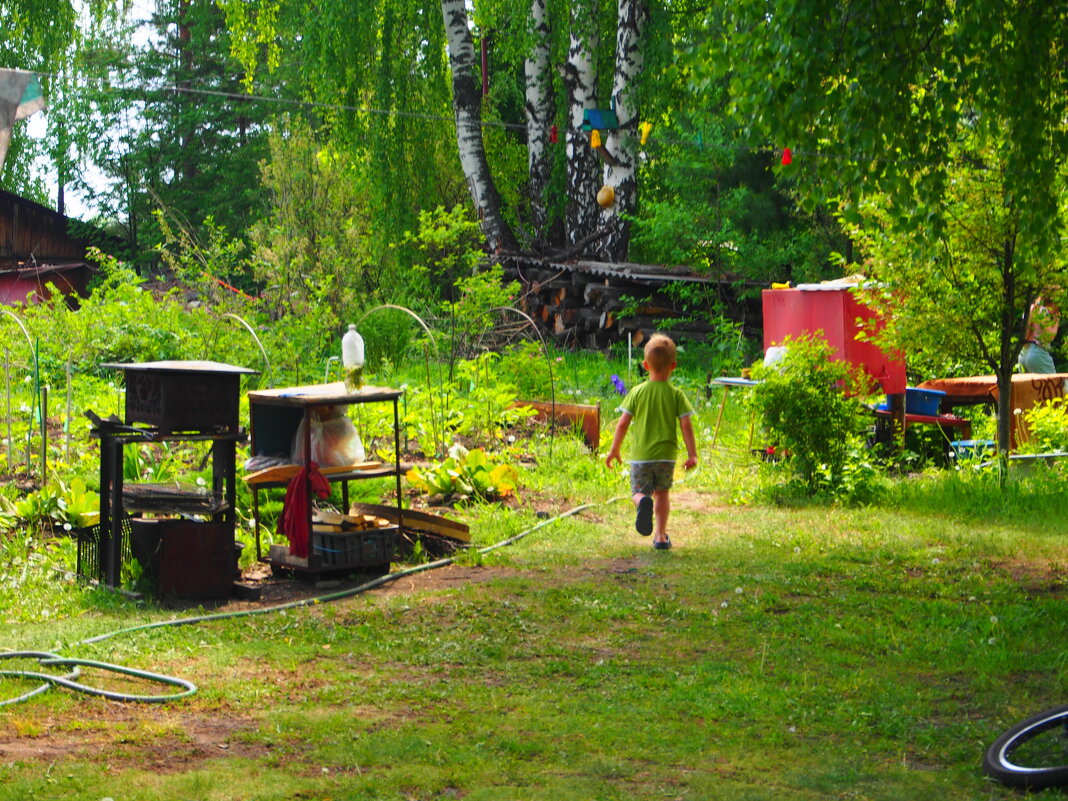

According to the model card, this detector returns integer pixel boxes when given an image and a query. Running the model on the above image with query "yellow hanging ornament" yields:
[597,185,615,208]
[639,121,652,145]
[590,129,602,149]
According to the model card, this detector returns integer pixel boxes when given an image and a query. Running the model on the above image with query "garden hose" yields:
[0,499,618,707]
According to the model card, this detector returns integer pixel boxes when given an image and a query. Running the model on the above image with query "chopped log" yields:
[617,315,664,332]
[574,308,601,331]
[553,314,566,335]
[600,311,615,329]
[583,283,629,304]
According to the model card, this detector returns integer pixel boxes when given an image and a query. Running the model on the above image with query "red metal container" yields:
[762,287,906,394]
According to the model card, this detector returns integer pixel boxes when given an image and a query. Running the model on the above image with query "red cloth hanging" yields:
[549,124,558,144]
[781,147,793,165]
[279,461,330,559]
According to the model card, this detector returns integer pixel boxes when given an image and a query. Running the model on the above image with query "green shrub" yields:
[1018,398,1068,454]
[749,334,877,499]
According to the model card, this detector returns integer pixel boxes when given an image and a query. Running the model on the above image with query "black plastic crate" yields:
[74,516,133,582]
[312,527,396,568]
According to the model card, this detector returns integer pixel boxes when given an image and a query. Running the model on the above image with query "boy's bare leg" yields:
[652,488,670,543]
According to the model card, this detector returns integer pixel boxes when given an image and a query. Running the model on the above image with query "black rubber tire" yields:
[984,705,1068,790]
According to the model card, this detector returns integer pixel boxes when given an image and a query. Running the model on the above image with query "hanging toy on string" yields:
[597,185,616,208]
[639,121,652,146]
[582,106,621,166]
[780,147,792,166]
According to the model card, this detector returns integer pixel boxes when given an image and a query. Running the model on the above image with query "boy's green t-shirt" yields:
[618,379,694,462]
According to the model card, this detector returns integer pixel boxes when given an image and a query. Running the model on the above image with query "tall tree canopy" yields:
[710,0,1068,254]
[710,1,1068,456]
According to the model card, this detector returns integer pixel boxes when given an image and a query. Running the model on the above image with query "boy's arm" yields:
[679,414,698,470]
[605,412,632,469]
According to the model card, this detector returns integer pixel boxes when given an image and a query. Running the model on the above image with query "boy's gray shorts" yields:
[629,461,675,495]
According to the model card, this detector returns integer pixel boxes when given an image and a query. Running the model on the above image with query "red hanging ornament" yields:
[549,124,558,144]
[781,147,793,165]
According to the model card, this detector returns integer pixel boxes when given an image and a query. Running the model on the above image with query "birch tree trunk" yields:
[441,0,519,255]
[562,0,602,251]
[594,0,648,261]
[524,0,554,250]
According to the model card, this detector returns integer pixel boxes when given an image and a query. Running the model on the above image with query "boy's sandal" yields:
[635,495,654,536]
[653,537,672,550]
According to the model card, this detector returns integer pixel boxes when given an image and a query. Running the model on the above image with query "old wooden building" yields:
[0,189,95,304]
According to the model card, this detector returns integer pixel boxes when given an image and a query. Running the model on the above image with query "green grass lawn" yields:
[2,423,1068,799]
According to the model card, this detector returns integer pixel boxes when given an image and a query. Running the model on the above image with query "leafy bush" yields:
[406,444,519,503]
[749,334,876,498]
[1018,398,1068,454]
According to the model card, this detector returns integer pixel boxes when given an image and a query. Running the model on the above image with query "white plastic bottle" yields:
[341,324,365,391]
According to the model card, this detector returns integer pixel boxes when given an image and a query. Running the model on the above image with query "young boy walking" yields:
[605,334,698,550]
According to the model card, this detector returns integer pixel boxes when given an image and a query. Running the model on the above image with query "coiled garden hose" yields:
[0,500,614,707]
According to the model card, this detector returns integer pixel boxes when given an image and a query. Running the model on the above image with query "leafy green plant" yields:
[1018,398,1068,454]
[406,444,519,503]
[12,476,99,534]
[749,334,875,497]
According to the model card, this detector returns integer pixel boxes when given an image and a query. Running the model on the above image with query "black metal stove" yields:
[90,360,256,597]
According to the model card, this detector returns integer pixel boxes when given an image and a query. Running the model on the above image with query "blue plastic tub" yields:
[904,387,946,416]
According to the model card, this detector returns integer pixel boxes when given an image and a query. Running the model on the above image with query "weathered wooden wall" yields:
[0,189,90,267]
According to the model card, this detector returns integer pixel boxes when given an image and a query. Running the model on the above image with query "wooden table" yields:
[917,374,1068,450]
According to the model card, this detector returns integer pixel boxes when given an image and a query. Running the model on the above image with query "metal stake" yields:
[40,385,48,480]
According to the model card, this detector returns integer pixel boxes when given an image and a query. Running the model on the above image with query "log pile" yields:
[502,257,752,350]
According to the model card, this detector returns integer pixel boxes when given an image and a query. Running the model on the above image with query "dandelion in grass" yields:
[720,601,729,608]
[990,615,998,624]
[735,587,743,594]
[988,637,997,645]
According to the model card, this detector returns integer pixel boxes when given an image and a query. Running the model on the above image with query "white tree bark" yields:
[441,0,518,254]
[563,0,602,250]
[524,0,553,248]
[595,0,648,260]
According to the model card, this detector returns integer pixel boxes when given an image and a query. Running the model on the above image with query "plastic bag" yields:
[292,406,365,467]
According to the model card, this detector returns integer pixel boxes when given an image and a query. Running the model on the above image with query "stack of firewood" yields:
[503,259,725,350]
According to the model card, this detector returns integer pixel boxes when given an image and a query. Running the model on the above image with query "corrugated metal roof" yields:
[569,259,718,283]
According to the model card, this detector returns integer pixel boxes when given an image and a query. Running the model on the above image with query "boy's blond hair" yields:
[643,334,677,372]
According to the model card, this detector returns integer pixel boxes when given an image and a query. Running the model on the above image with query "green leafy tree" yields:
[708,0,1068,463]
[0,0,115,202]
[847,134,1068,459]
[247,119,374,322]
[710,0,1068,254]
[81,0,271,271]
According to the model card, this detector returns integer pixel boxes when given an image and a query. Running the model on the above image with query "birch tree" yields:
[561,0,603,250]
[523,0,553,248]
[594,0,648,261]
[441,0,519,255]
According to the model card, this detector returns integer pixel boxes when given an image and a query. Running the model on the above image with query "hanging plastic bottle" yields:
[341,324,365,391]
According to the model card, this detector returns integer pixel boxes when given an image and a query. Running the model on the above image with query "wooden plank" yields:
[243,461,382,485]
[350,502,471,543]
[515,400,600,451]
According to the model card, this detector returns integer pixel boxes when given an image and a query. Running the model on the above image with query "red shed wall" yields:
[762,287,906,394]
